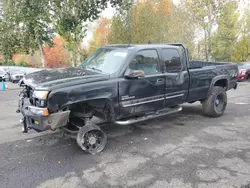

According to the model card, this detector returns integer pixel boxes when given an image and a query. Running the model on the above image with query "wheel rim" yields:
[83,130,105,151]
[77,127,107,154]
[214,93,226,113]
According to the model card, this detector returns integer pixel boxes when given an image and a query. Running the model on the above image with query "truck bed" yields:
[189,61,228,69]
[187,61,238,102]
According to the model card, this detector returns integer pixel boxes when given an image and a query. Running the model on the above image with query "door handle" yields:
[156,78,164,84]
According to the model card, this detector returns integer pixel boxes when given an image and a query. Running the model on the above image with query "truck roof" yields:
[104,43,185,50]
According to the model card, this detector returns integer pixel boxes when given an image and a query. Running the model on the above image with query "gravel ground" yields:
[0,83,250,188]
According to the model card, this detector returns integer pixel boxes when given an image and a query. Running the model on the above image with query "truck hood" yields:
[22,67,110,90]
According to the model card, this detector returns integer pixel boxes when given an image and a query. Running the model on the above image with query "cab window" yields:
[162,49,182,73]
[129,49,160,75]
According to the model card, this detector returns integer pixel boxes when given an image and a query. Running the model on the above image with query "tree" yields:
[13,54,29,66]
[231,3,250,62]
[0,0,25,63]
[165,2,197,58]
[0,0,132,67]
[88,18,111,55]
[108,0,174,44]
[107,0,196,57]
[44,36,70,68]
[186,0,223,61]
[212,1,240,62]
[232,36,250,62]
[0,0,53,67]
[51,0,133,67]
[108,10,132,44]
[0,21,21,63]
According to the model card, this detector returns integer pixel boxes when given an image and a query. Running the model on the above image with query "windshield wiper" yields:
[85,66,103,73]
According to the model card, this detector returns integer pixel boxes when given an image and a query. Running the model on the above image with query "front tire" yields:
[76,121,107,155]
[202,86,227,117]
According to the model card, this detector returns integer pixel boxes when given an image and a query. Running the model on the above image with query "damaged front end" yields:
[17,82,70,133]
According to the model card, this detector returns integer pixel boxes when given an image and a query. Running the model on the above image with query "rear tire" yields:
[247,75,250,82]
[202,86,227,117]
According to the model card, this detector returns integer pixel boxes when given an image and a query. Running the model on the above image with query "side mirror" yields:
[125,69,145,78]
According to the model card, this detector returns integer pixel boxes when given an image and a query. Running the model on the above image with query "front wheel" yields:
[76,121,107,155]
[202,86,227,117]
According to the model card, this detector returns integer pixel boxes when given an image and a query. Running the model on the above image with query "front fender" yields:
[47,79,119,114]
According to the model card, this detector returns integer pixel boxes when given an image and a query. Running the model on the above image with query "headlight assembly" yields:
[33,91,49,100]
[28,106,49,116]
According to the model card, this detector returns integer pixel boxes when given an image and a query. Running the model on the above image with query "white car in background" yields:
[0,69,8,81]
[9,71,25,83]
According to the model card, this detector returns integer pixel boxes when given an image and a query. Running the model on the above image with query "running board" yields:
[115,106,182,125]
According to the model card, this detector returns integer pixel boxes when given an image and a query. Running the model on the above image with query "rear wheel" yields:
[202,86,227,117]
[76,121,107,155]
[247,75,250,82]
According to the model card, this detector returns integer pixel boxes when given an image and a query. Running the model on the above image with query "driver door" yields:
[118,49,166,118]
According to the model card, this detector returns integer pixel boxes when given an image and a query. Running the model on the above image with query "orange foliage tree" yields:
[43,36,70,68]
[88,18,111,55]
[12,54,30,66]
[12,52,46,68]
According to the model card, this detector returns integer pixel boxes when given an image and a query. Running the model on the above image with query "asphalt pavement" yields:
[0,83,250,188]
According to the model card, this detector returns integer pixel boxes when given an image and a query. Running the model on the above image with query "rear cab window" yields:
[161,48,182,73]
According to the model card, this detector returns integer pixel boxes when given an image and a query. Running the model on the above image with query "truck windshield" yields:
[80,48,128,74]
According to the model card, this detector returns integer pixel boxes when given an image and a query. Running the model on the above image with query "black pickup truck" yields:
[17,43,238,154]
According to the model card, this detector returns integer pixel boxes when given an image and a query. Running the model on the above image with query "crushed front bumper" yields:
[18,97,70,132]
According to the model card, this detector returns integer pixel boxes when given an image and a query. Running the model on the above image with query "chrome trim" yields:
[115,106,182,125]
[121,95,135,101]
[122,97,164,108]
[165,93,184,99]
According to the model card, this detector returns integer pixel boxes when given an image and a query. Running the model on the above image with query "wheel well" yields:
[214,79,228,89]
[68,99,115,122]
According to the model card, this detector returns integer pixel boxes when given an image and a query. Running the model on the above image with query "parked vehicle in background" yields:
[17,43,238,154]
[9,71,25,83]
[6,68,20,82]
[0,69,8,81]
[236,63,250,81]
